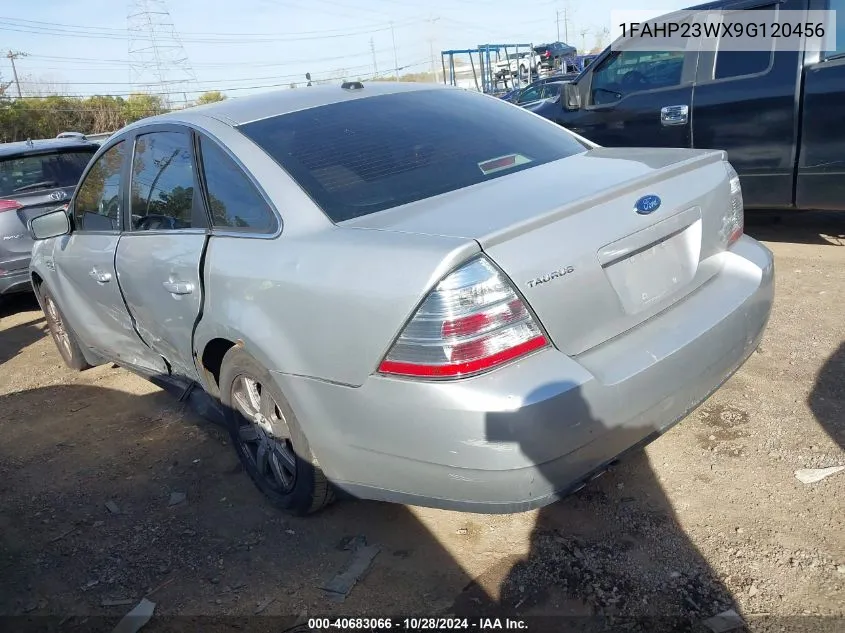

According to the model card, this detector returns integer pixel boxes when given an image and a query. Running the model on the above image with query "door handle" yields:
[89,267,112,283]
[660,104,689,126]
[162,279,194,295]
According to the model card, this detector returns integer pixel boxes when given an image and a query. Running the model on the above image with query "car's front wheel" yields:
[40,285,91,371]
[219,346,334,515]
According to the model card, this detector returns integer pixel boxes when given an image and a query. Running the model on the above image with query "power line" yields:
[21,45,404,69]
[0,11,397,36]
[0,17,427,43]
[4,60,432,100]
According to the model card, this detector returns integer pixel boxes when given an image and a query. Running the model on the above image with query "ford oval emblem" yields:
[635,195,661,215]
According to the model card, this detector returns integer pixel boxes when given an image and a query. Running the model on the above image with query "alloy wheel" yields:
[231,374,297,493]
[44,296,72,359]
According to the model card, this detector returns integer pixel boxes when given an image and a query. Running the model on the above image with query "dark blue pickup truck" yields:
[532,0,845,211]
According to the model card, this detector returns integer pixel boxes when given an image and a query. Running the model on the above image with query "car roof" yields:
[154,81,447,128]
[0,137,100,158]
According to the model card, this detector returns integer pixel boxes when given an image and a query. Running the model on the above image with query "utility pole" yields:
[564,8,569,43]
[6,50,27,98]
[369,37,378,79]
[427,15,440,82]
[556,10,560,42]
[391,22,399,81]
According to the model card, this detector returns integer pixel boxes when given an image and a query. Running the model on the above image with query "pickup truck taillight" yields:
[0,199,23,213]
[378,256,549,379]
[722,162,744,247]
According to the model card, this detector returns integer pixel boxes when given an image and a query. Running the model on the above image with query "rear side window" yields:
[130,131,196,231]
[238,89,588,222]
[0,150,94,197]
[73,142,125,232]
[713,7,774,79]
[824,0,845,59]
[198,137,277,233]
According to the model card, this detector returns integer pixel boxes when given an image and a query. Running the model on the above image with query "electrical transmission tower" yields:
[127,0,199,108]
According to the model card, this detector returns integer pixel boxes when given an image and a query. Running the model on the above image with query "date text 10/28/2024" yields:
[307,618,528,631]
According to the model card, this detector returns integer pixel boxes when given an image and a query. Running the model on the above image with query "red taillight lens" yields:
[0,199,23,212]
[377,257,549,379]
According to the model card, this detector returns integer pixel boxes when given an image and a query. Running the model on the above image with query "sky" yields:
[0,0,692,100]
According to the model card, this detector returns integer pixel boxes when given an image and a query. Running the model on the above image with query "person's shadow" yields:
[451,381,737,633]
[809,343,844,451]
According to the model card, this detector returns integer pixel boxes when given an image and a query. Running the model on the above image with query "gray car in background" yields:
[28,82,773,515]
[0,137,99,297]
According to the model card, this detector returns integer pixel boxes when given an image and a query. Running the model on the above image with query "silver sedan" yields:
[28,82,774,515]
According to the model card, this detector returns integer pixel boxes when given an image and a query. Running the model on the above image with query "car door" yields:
[795,0,845,210]
[115,125,209,382]
[49,138,169,374]
[558,48,697,147]
[692,0,802,209]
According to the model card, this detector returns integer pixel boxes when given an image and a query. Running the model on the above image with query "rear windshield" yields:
[0,150,95,197]
[238,89,588,222]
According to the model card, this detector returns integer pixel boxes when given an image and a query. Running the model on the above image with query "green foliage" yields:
[0,93,165,143]
[368,72,438,83]
[196,91,227,105]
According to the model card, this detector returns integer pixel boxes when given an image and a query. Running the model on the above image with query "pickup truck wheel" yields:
[219,347,334,515]
[40,286,91,371]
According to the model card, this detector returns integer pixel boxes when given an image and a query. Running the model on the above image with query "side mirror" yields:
[563,82,581,111]
[29,208,71,240]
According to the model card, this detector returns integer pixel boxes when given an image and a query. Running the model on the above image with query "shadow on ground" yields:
[0,293,46,366]
[0,316,47,366]
[809,342,845,450]
[744,210,845,246]
[0,378,739,633]
[450,382,736,633]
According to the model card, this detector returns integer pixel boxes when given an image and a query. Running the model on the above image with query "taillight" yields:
[378,257,549,379]
[0,199,23,213]
[721,162,744,247]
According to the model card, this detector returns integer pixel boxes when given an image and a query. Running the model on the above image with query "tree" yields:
[122,93,164,123]
[196,90,227,105]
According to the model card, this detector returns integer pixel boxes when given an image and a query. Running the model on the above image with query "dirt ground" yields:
[0,212,843,632]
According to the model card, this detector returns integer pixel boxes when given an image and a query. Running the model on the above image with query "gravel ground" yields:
[0,212,842,632]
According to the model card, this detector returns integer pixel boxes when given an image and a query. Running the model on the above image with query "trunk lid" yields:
[345,147,734,357]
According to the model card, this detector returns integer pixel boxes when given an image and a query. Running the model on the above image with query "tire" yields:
[219,346,334,515]
[40,285,91,371]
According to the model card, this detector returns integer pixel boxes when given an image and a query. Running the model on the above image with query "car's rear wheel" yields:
[219,346,334,515]
[40,286,90,371]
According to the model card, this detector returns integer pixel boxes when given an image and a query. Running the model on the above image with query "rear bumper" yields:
[273,236,774,513]
[0,266,32,295]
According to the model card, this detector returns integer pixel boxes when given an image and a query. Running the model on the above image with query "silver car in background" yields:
[0,137,99,298]
[28,82,774,515]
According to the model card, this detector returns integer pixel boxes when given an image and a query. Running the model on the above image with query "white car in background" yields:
[494,52,539,79]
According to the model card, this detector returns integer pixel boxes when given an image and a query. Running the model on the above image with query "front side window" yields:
[199,137,277,233]
[541,83,563,99]
[73,142,125,232]
[238,89,589,223]
[516,85,542,104]
[130,131,196,231]
[0,150,94,198]
[591,50,686,104]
